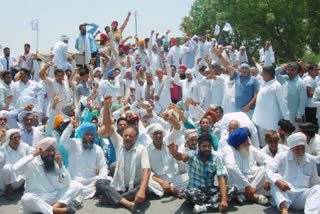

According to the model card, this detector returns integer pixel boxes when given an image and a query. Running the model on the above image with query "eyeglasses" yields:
[0,118,7,122]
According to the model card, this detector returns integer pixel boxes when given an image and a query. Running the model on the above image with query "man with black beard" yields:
[168,135,229,213]
[60,117,108,200]
[277,119,295,146]
[13,137,82,214]
[46,95,70,167]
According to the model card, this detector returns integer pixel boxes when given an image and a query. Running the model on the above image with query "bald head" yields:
[229,120,240,134]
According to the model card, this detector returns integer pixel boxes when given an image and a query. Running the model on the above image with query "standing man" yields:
[212,47,259,118]
[52,35,72,71]
[0,70,13,110]
[252,66,290,147]
[0,47,18,77]
[13,44,34,71]
[75,23,99,65]
[276,62,307,129]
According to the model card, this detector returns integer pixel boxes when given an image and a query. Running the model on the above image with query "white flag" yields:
[214,24,220,36]
[30,19,39,31]
[222,22,233,33]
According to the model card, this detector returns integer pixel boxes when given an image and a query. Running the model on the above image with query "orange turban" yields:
[53,115,64,129]
[138,40,146,46]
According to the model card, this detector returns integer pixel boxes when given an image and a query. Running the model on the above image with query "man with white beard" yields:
[13,137,83,214]
[223,128,272,205]
[60,118,108,199]
[0,129,34,200]
[265,133,320,214]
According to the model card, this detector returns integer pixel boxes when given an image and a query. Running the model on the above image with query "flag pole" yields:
[134,10,138,36]
[36,18,39,52]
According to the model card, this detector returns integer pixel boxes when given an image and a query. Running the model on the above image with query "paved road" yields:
[0,192,303,214]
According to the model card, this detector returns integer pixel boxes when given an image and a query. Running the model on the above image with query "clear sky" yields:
[1,0,195,56]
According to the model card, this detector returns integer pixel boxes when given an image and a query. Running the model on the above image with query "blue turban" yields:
[136,65,146,72]
[106,69,115,79]
[77,123,97,138]
[227,128,248,148]
[218,41,225,46]
[162,40,170,47]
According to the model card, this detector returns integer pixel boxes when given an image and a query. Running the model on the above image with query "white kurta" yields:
[219,112,260,149]
[306,134,320,164]
[259,144,289,158]
[253,79,290,130]
[223,145,272,192]
[265,151,320,212]
[13,154,83,214]
[168,43,192,68]
[146,129,188,197]
[52,41,72,71]
[60,124,108,199]
[0,141,34,191]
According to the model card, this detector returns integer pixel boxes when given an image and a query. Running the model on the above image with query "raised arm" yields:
[97,95,115,137]
[204,54,216,80]
[39,61,54,80]
[212,47,236,79]
[167,142,189,162]
[119,11,131,33]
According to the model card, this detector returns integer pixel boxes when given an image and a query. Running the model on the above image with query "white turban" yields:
[146,123,166,138]
[0,110,8,117]
[60,35,69,41]
[287,133,306,149]
[239,62,251,70]
[5,129,20,145]
[186,69,193,75]
[240,46,246,50]
[38,137,57,151]
[93,67,102,75]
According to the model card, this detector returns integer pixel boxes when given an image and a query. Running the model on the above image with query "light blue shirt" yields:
[75,24,99,53]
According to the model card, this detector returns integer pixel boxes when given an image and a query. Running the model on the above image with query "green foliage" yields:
[181,0,320,63]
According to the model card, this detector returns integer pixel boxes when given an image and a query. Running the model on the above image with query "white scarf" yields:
[78,33,91,64]
[111,145,137,191]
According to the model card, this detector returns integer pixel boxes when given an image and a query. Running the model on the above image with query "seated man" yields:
[13,137,82,214]
[0,129,34,200]
[219,112,260,148]
[146,120,189,198]
[168,135,231,214]
[277,119,295,146]
[95,95,151,212]
[177,129,199,174]
[260,130,289,158]
[60,118,108,199]
[265,133,320,214]
[219,120,240,150]
[223,128,272,205]
[298,122,320,175]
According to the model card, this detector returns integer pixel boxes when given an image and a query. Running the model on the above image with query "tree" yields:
[181,0,320,63]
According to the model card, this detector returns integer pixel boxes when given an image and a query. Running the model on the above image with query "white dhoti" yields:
[21,181,83,214]
[227,166,270,196]
[0,164,24,192]
[270,184,320,213]
[73,176,101,199]
[148,173,189,197]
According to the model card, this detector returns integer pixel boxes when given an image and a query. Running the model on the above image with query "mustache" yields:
[41,154,55,172]
[82,138,94,150]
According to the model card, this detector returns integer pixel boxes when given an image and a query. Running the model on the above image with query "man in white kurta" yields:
[52,35,72,71]
[265,133,320,214]
[0,129,34,199]
[259,130,289,158]
[60,119,108,199]
[219,112,260,149]
[13,137,83,214]
[168,38,192,68]
[146,122,189,198]
[252,66,290,147]
[223,128,272,205]
[154,61,172,113]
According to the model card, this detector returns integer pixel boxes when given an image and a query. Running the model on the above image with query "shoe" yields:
[257,195,269,205]
[66,207,76,214]
[193,204,208,214]
[70,195,83,208]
